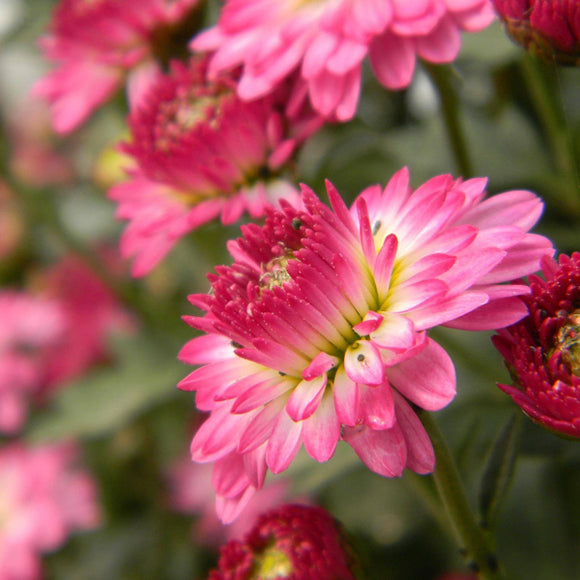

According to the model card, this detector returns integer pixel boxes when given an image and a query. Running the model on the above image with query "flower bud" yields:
[492,0,580,64]
[493,253,580,438]
[208,504,358,579]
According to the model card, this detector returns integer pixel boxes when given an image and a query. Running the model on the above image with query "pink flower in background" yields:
[192,0,496,121]
[493,253,580,437]
[208,504,357,580]
[0,442,100,580]
[0,293,66,434]
[179,167,553,522]
[168,459,301,547]
[34,0,202,133]
[492,0,580,64]
[109,57,323,277]
[0,254,131,434]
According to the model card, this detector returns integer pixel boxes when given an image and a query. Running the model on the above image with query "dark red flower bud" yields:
[208,504,358,580]
[493,253,580,438]
[492,0,580,64]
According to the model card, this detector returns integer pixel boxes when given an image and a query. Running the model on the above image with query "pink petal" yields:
[303,391,340,462]
[370,313,416,352]
[286,375,327,421]
[369,32,416,90]
[265,411,303,474]
[360,383,395,430]
[386,338,455,411]
[302,352,340,380]
[332,365,360,426]
[344,340,384,385]
[343,423,407,477]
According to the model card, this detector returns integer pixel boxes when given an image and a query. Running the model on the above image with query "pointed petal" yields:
[286,375,327,421]
[266,411,303,474]
[345,340,384,385]
[303,391,340,462]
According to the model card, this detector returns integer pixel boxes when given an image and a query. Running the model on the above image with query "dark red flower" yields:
[493,253,580,437]
[492,0,580,64]
[208,504,357,580]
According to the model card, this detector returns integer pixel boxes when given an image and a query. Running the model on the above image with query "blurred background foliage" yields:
[1,1,579,579]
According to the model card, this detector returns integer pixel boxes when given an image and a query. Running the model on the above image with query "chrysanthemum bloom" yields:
[0,255,131,434]
[168,458,302,547]
[0,292,66,434]
[208,504,357,580]
[109,57,323,277]
[493,0,580,64]
[179,167,553,522]
[493,253,580,437]
[0,442,100,580]
[192,0,496,121]
[34,0,203,133]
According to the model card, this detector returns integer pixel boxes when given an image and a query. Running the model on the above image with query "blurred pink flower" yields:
[168,459,301,547]
[193,0,496,121]
[493,253,580,437]
[0,293,65,434]
[208,504,357,580]
[493,0,580,64]
[0,442,100,580]
[34,0,202,133]
[0,254,131,434]
[109,57,323,277]
[179,167,553,522]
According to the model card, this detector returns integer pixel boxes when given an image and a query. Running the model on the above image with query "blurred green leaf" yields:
[27,335,185,442]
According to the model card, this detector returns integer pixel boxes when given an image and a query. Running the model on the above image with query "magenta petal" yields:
[213,453,251,498]
[303,392,340,462]
[387,338,456,411]
[302,352,340,380]
[345,340,384,385]
[371,313,415,352]
[178,334,234,365]
[239,398,285,454]
[266,411,303,474]
[353,311,383,337]
[343,423,406,478]
[445,297,529,331]
[374,234,398,301]
[286,375,327,421]
[393,391,435,474]
[333,365,360,426]
[369,32,416,90]
[360,383,395,430]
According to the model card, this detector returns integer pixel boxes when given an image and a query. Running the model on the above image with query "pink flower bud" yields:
[492,0,580,64]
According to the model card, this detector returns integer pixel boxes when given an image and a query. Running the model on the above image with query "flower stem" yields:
[424,63,474,178]
[419,410,505,580]
[519,54,580,215]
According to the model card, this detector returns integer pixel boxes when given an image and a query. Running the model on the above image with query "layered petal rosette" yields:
[192,0,496,121]
[109,58,323,277]
[493,253,580,437]
[0,442,100,580]
[34,0,202,133]
[179,168,553,522]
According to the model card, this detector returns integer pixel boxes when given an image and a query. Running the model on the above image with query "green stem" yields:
[419,411,505,580]
[520,54,580,214]
[424,63,474,178]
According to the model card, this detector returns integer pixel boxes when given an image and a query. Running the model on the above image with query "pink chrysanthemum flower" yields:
[192,0,496,121]
[208,504,357,580]
[109,57,323,277]
[34,0,202,133]
[0,292,66,434]
[493,253,580,437]
[0,442,100,580]
[179,168,553,522]
[0,255,131,434]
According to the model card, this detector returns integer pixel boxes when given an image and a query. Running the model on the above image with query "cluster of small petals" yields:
[208,504,357,580]
[34,0,202,133]
[179,167,553,521]
[0,442,100,580]
[0,255,130,434]
[110,57,323,277]
[192,0,496,120]
[493,0,580,64]
[493,253,580,437]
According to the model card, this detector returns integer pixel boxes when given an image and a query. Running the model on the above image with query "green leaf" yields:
[478,412,523,528]
[26,335,185,442]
